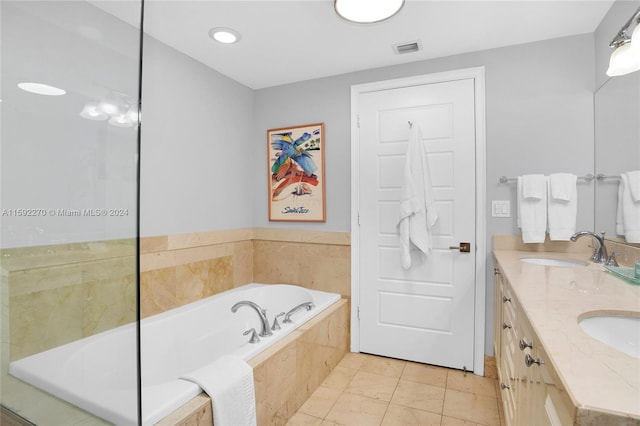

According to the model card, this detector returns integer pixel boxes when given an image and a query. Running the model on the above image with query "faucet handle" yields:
[271,312,285,331]
[606,252,619,267]
[243,328,261,344]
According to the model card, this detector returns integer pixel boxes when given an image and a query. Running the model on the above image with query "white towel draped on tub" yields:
[180,355,257,426]
[397,125,438,269]
[517,174,547,243]
[547,173,577,241]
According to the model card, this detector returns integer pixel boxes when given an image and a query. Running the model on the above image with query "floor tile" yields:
[381,403,442,426]
[336,352,369,370]
[286,412,324,426]
[442,388,501,426]
[325,392,388,426]
[345,371,399,402]
[321,366,358,391]
[298,386,343,419]
[447,370,497,398]
[359,355,406,378]
[390,379,445,414]
[441,415,483,426]
[401,362,448,388]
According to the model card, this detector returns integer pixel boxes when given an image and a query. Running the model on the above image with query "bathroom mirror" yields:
[594,71,640,246]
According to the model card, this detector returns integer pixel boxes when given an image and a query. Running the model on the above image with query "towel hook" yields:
[408,121,413,128]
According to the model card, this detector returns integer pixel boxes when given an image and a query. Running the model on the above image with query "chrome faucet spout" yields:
[231,300,273,337]
[570,231,608,263]
[283,302,315,323]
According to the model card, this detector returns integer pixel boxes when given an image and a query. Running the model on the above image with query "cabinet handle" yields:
[525,353,544,367]
[519,338,533,351]
[494,268,500,275]
[502,323,512,330]
[500,382,510,390]
[502,296,511,303]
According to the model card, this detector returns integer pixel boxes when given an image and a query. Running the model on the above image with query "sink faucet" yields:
[283,302,315,323]
[231,301,273,337]
[570,231,609,264]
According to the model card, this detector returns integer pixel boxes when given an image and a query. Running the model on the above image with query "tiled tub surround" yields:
[1,229,349,424]
[493,237,640,424]
[9,283,342,425]
[140,229,351,318]
[157,297,350,426]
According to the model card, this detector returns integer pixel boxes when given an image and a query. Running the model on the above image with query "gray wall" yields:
[140,35,255,237]
[253,34,595,354]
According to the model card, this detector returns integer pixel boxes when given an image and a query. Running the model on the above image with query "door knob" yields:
[449,242,471,252]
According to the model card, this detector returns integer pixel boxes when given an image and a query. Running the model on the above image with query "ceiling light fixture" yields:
[606,7,640,77]
[334,0,404,24]
[17,82,66,96]
[208,27,241,44]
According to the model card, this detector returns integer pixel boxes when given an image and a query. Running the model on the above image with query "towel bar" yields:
[499,174,595,184]
[595,174,621,181]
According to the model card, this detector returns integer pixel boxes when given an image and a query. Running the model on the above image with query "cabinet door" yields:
[493,266,504,364]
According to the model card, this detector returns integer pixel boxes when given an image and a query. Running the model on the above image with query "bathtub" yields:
[9,283,341,425]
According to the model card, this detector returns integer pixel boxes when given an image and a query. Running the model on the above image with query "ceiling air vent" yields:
[393,40,422,55]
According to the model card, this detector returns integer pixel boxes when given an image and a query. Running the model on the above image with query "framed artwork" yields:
[267,122,326,222]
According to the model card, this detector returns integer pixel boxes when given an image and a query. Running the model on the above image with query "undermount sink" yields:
[579,315,640,359]
[520,257,588,268]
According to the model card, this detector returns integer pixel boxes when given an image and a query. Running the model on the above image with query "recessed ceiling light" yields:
[208,27,241,44]
[18,82,66,96]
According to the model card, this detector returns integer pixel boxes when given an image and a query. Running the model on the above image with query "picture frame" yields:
[267,122,326,222]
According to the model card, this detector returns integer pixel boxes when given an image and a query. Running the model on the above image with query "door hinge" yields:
[357,115,360,128]
[357,306,360,319]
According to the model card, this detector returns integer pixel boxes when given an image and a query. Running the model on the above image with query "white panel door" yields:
[358,78,476,370]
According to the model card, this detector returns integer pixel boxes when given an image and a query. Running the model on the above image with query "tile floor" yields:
[286,352,505,426]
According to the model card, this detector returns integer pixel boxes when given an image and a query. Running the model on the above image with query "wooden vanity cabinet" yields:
[494,263,576,426]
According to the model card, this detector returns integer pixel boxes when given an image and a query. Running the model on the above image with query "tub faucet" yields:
[283,302,315,323]
[570,231,609,264]
[231,301,273,337]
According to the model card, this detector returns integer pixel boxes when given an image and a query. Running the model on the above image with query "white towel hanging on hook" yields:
[397,123,438,269]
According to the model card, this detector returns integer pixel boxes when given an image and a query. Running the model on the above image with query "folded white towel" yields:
[517,175,547,243]
[522,174,547,199]
[617,176,625,236]
[624,170,640,202]
[180,355,257,426]
[397,125,438,269]
[619,174,640,243]
[547,174,577,240]
[548,173,577,201]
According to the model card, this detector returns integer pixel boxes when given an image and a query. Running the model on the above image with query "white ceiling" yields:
[95,0,615,89]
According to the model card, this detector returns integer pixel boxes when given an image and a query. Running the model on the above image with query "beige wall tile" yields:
[140,267,177,318]
[10,285,84,359]
[233,240,254,287]
[139,235,168,254]
[208,256,233,296]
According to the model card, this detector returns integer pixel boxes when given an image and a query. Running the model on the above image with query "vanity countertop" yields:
[493,249,640,423]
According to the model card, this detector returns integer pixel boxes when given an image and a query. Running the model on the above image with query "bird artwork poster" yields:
[267,123,326,222]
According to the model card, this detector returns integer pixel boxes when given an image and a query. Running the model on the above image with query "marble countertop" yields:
[493,250,640,422]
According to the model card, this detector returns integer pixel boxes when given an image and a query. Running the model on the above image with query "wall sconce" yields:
[334,0,404,24]
[607,7,640,77]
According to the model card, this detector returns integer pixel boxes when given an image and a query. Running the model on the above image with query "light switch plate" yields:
[492,200,511,218]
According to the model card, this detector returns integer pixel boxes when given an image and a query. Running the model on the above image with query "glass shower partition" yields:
[1,1,142,424]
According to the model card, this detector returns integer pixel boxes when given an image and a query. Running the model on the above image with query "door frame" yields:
[350,67,487,375]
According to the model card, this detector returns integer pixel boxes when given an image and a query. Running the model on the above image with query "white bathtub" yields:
[9,283,341,425]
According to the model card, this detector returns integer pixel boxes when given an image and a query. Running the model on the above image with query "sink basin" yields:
[520,257,588,268]
[579,315,640,358]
